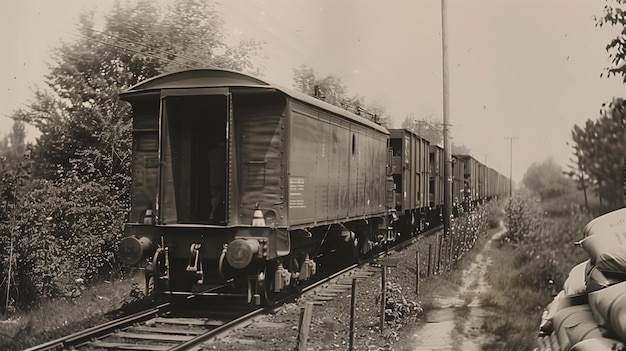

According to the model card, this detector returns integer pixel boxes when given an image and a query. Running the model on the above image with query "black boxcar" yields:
[389,129,430,232]
[118,69,392,304]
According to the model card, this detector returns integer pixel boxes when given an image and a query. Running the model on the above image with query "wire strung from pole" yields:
[76,25,212,68]
[62,30,199,70]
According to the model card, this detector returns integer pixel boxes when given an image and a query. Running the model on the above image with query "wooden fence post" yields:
[296,302,314,351]
[415,251,420,296]
[380,266,386,332]
[427,244,432,277]
[436,232,441,274]
[349,278,356,351]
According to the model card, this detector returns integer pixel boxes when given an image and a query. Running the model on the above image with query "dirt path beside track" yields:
[408,228,504,351]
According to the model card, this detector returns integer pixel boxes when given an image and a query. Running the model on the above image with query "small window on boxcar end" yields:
[390,139,402,156]
[351,134,356,156]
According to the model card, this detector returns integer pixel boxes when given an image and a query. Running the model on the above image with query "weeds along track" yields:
[25,226,441,351]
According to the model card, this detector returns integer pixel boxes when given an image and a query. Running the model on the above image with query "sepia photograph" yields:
[1,0,625,350]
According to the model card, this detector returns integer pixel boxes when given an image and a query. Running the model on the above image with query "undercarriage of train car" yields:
[121,220,390,305]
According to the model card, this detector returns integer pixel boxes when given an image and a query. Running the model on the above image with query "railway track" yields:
[24,298,264,351]
[26,225,442,351]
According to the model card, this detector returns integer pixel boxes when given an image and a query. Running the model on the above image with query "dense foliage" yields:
[596,0,626,82]
[567,98,626,212]
[482,190,592,350]
[398,115,471,154]
[9,179,126,308]
[523,158,576,200]
[0,0,264,313]
[292,64,392,128]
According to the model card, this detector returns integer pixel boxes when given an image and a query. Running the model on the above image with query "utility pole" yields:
[504,137,516,197]
[441,0,452,235]
[484,154,489,200]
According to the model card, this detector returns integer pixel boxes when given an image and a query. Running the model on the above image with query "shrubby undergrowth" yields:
[0,178,126,310]
[482,189,592,350]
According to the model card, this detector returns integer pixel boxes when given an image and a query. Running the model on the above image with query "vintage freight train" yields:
[117,68,509,305]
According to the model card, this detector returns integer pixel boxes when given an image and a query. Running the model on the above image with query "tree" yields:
[522,158,576,200]
[401,114,443,144]
[293,64,317,96]
[400,114,469,153]
[16,0,263,184]
[567,98,626,211]
[0,121,29,170]
[293,65,349,107]
[3,0,264,310]
[565,125,591,209]
[292,64,391,127]
[363,100,392,129]
[596,0,626,82]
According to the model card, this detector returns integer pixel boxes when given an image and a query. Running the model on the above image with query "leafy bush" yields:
[1,178,126,310]
[523,158,577,200]
[503,190,545,243]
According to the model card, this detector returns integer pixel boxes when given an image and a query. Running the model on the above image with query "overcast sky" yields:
[1,0,624,181]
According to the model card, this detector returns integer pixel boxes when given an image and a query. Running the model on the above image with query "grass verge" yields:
[480,194,591,351]
[0,271,144,350]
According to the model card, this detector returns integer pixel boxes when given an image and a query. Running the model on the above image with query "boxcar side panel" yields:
[316,113,331,222]
[234,92,288,226]
[288,101,387,227]
[289,108,319,224]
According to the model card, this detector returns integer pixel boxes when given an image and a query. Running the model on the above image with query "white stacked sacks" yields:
[570,337,626,351]
[538,268,622,351]
[582,207,626,238]
[579,207,626,277]
[537,208,626,351]
[538,292,560,350]
[552,304,609,351]
[538,260,590,351]
[572,208,626,349]
[587,282,626,338]
[585,262,623,293]
[554,260,607,350]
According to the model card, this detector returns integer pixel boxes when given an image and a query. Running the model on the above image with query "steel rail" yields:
[167,307,265,351]
[24,303,170,351]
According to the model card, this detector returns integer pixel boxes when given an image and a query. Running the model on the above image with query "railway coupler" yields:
[186,243,204,284]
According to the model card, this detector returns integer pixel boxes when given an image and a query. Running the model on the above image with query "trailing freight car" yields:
[487,167,509,199]
[389,129,430,234]
[117,69,395,305]
[456,154,481,208]
[452,155,465,216]
[117,68,511,306]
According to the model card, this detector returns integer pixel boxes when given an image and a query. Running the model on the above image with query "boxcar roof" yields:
[121,68,388,134]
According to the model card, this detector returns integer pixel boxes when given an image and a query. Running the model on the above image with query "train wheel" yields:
[258,261,277,306]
